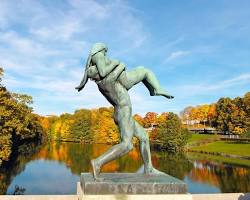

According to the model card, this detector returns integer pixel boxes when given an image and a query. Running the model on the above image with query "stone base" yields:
[80,173,187,195]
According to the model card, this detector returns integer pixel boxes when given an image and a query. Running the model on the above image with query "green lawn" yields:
[187,134,219,144]
[190,141,250,157]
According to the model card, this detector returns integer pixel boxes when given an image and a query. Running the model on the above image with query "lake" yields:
[1,141,250,194]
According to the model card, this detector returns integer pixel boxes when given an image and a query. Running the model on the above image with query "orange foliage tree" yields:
[143,112,158,128]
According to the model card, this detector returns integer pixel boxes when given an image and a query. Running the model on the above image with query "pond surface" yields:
[1,142,250,194]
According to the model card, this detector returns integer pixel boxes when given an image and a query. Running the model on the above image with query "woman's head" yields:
[91,43,108,56]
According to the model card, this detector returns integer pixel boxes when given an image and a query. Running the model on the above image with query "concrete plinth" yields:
[80,173,187,195]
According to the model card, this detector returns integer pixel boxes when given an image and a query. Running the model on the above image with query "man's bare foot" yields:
[152,88,174,99]
[137,165,166,175]
[145,166,166,175]
[91,159,104,181]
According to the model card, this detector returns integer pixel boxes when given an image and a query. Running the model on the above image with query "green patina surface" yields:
[76,43,174,181]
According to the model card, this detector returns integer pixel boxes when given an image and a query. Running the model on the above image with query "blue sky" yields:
[0,0,250,116]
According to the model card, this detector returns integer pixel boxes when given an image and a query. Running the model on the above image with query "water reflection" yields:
[150,151,193,180]
[0,142,249,194]
[188,160,250,193]
[0,141,42,194]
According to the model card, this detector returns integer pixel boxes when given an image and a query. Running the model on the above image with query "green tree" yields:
[156,112,191,152]
[69,109,92,142]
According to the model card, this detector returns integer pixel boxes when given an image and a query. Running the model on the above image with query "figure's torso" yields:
[87,66,130,108]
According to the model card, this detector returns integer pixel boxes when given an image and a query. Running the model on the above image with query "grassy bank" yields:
[188,134,219,143]
[186,133,250,166]
[189,140,250,157]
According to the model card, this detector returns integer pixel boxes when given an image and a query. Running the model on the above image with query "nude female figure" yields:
[76,43,173,181]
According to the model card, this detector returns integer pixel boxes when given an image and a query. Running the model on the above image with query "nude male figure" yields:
[76,43,173,181]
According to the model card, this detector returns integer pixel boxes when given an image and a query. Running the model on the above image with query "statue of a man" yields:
[76,43,173,181]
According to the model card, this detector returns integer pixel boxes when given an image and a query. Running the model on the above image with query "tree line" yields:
[180,92,250,136]
[0,68,45,165]
[39,110,191,152]
[39,107,119,144]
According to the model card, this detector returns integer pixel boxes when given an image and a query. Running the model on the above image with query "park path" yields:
[0,193,250,200]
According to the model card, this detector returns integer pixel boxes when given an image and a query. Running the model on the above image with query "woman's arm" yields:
[92,52,120,78]
[75,72,88,91]
[106,63,125,82]
[87,65,101,81]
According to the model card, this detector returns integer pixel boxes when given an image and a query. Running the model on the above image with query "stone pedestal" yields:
[79,173,187,195]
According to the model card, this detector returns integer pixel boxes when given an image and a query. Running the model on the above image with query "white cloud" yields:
[165,50,190,62]
[3,0,248,116]
[222,73,250,85]
[0,0,151,115]
[174,73,250,97]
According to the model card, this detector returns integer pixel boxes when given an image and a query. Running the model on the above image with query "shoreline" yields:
[187,149,250,160]
[47,140,250,160]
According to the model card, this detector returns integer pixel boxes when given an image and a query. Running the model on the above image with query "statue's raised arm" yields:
[75,54,91,92]
[75,43,121,91]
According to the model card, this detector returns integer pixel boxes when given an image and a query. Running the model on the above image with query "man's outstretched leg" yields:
[119,66,174,99]
[91,106,134,181]
[134,121,165,175]
[91,140,133,181]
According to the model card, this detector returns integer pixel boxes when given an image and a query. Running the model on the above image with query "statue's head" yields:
[90,43,108,56]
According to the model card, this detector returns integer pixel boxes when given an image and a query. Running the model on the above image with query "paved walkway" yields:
[0,193,249,200]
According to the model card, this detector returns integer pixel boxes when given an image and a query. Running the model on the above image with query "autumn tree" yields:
[215,97,247,134]
[189,107,199,123]
[180,106,194,125]
[181,104,216,128]
[243,92,250,137]
[207,104,217,127]
[157,112,169,124]
[143,112,158,128]
[0,67,44,165]
[232,97,248,134]
[197,105,210,127]
[55,113,74,141]
[38,116,50,133]
[243,92,250,127]
[179,91,250,135]
[92,107,119,144]
[0,67,3,81]
[46,115,59,140]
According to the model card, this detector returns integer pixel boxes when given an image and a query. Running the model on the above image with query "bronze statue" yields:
[76,43,173,181]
